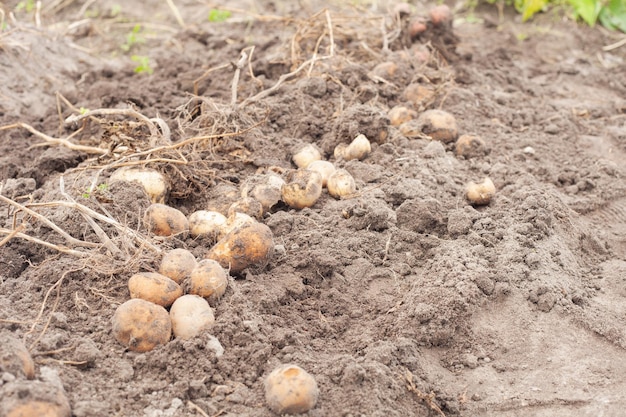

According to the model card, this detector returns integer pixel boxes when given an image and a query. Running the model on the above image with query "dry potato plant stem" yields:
[0,122,108,155]
[404,370,446,417]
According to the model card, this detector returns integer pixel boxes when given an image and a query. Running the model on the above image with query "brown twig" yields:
[0,122,108,155]
[404,370,446,417]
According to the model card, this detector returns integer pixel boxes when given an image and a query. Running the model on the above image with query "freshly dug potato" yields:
[206,183,240,215]
[241,174,285,213]
[0,332,35,379]
[169,295,215,340]
[292,144,322,169]
[220,212,256,238]
[327,169,357,199]
[455,134,488,158]
[306,160,336,187]
[128,272,183,307]
[335,134,371,161]
[144,203,189,237]
[228,197,264,220]
[416,109,458,143]
[206,222,274,274]
[189,259,228,301]
[188,210,227,240]
[110,167,168,204]
[403,84,435,107]
[264,364,319,415]
[1,380,71,417]
[388,106,418,127]
[466,177,496,205]
[112,299,171,352]
[371,61,398,79]
[281,170,323,209]
[159,248,197,284]
[409,18,428,38]
[430,4,452,26]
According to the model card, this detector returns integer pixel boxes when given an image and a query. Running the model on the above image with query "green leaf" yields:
[568,0,602,26]
[599,0,626,32]
[208,9,231,22]
[518,0,549,21]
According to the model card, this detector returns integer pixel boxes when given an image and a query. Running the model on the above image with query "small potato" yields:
[306,160,336,187]
[112,299,171,352]
[159,248,197,284]
[417,109,458,143]
[188,210,227,240]
[466,177,496,205]
[388,106,417,127]
[144,203,189,237]
[292,144,322,169]
[206,184,240,215]
[455,134,488,158]
[228,197,264,220]
[281,170,323,209]
[241,174,285,213]
[220,212,256,238]
[128,272,183,307]
[264,364,319,415]
[335,134,371,161]
[430,4,452,26]
[189,259,228,301]
[409,18,428,38]
[371,61,398,79]
[110,167,168,204]
[327,169,356,199]
[0,332,35,379]
[1,380,71,417]
[403,84,435,107]
[207,222,274,274]
[170,295,215,340]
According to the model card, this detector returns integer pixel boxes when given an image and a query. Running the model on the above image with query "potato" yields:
[112,299,171,352]
[220,212,256,238]
[335,134,371,161]
[466,177,496,205]
[371,61,398,79]
[169,295,215,340]
[110,167,168,204]
[264,364,319,415]
[144,203,189,237]
[327,169,356,199]
[416,109,458,143]
[292,144,322,169]
[128,272,183,307]
[430,4,452,26]
[206,222,274,274]
[159,248,197,284]
[403,84,435,107]
[455,134,488,158]
[388,106,417,127]
[206,184,240,215]
[241,174,285,213]
[189,259,228,301]
[0,332,35,379]
[281,170,323,209]
[306,160,336,188]
[188,210,227,240]
[228,197,264,220]
[1,380,71,417]
[409,18,428,38]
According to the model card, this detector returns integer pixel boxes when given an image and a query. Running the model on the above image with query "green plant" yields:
[121,24,145,52]
[131,55,153,74]
[15,0,35,13]
[208,9,231,22]
[82,183,109,199]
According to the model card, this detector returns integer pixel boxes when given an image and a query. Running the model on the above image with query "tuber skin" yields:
[335,134,371,161]
[416,109,458,143]
[466,177,496,205]
[188,259,228,302]
[292,144,322,169]
[110,167,168,204]
[112,299,171,352]
[388,106,418,127]
[264,364,319,415]
[455,135,488,159]
[306,160,336,188]
[128,272,183,307]
[159,248,197,284]
[281,170,323,209]
[144,203,189,237]
[0,332,35,379]
[327,169,357,199]
[188,210,227,240]
[170,295,215,340]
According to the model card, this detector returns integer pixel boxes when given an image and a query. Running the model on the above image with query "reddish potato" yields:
[430,4,452,26]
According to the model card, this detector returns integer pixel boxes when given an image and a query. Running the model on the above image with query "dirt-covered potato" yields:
[281,170,323,209]
[206,222,274,274]
[371,61,398,79]
[189,259,228,301]
[455,134,488,158]
[128,272,183,307]
[112,299,171,352]
[292,144,322,169]
[143,203,189,237]
[466,177,496,205]
[188,210,227,240]
[0,332,35,379]
[264,364,319,415]
[1,380,71,417]
[228,197,264,220]
[159,248,197,284]
[220,212,256,238]
[430,4,452,26]
[416,109,458,143]
[334,134,371,161]
[110,167,168,204]
[388,106,417,126]
[306,160,336,188]
[169,295,215,340]
[403,84,435,107]
[241,174,285,213]
[327,169,356,199]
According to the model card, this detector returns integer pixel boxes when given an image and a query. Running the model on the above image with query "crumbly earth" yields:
[1,1,625,416]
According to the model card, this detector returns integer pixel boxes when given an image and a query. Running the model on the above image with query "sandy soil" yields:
[1,1,625,416]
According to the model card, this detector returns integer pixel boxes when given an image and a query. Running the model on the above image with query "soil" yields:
[1,1,625,416]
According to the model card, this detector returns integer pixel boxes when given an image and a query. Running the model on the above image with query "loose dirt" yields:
[1,1,625,416]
